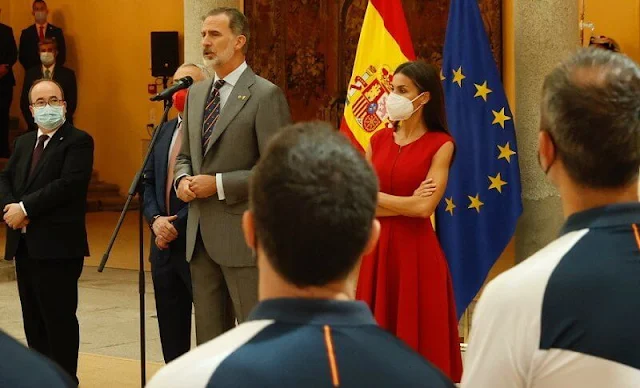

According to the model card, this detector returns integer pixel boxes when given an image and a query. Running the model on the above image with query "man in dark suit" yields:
[0,20,17,158]
[142,63,205,363]
[175,7,291,344]
[18,0,66,71]
[0,79,93,386]
[20,38,76,131]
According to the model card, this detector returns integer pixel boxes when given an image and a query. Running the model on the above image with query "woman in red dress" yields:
[356,61,463,382]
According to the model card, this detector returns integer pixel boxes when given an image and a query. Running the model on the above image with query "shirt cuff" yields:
[216,173,225,201]
[174,174,190,192]
[19,202,28,217]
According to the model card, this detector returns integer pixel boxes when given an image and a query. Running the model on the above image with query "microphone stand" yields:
[97,99,174,388]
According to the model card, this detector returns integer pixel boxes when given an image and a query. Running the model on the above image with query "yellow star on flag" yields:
[445,197,456,215]
[474,81,492,102]
[452,66,466,87]
[488,173,507,193]
[468,194,484,213]
[440,69,446,81]
[497,142,517,163]
[492,107,512,128]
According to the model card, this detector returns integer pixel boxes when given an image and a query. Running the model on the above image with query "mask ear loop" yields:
[252,230,259,259]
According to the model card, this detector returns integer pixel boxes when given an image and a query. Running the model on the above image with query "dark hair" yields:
[28,79,65,104]
[250,122,378,287]
[38,38,57,50]
[205,7,250,54]
[32,0,46,9]
[394,61,450,134]
[541,48,640,188]
[589,35,621,53]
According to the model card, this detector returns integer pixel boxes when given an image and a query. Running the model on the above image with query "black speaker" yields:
[151,31,180,77]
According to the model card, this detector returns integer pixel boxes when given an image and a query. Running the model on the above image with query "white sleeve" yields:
[216,173,225,201]
[460,276,535,388]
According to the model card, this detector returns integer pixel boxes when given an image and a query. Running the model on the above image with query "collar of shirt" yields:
[213,61,248,90]
[42,63,55,74]
[36,127,59,143]
[35,22,48,31]
[248,298,377,326]
[177,115,183,126]
[561,202,640,235]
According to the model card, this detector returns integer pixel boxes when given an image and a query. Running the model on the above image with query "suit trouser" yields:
[0,85,12,157]
[14,237,84,385]
[151,249,193,363]
[190,232,258,345]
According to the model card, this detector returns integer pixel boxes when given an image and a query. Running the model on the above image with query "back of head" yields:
[250,122,378,287]
[541,48,640,189]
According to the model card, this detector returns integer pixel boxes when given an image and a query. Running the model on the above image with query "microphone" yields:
[150,76,194,101]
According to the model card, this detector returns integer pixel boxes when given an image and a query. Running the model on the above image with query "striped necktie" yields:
[202,79,225,153]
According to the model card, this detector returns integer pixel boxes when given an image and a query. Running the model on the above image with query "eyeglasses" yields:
[32,97,64,108]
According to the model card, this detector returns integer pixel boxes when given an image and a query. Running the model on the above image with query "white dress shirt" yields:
[41,63,55,78]
[168,115,183,162]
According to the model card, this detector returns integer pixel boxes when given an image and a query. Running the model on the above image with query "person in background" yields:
[147,122,456,388]
[20,38,76,131]
[142,63,206,363]
[356,60,463,381]
[0,14,17,158]
[19,0,66,71]
[462,48,640,388]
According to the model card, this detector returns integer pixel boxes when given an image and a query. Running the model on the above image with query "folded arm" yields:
[374,141,454,218]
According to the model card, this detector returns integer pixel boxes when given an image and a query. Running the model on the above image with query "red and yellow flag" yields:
[340,0,415,152]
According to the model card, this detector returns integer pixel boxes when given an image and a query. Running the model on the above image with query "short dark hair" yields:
[395,61,450,135]
[541,48,640,188]
[250,122,378,287]
[28,79,65,104]
[205,7,250,54]
[32,0,46,9]
[38,38,57,50]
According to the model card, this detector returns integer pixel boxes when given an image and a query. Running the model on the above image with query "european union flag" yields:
[437,0,523,319]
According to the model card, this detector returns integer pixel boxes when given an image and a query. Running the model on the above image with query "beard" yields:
[202,42,235,71]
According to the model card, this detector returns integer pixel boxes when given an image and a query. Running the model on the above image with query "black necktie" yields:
[202,79,225,153]
[29,135,49,177]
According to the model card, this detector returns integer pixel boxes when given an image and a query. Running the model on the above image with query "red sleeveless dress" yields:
[356,128,463,382]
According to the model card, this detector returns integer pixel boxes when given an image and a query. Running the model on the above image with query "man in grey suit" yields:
[174,7,291,344]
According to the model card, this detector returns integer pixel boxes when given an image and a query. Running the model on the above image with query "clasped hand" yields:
[3,203,29,230]
[176,175,217,202]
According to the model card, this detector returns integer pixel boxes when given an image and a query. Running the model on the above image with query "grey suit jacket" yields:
[174,66,291,267]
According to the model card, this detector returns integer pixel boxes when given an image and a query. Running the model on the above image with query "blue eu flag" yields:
[437,0,523,318]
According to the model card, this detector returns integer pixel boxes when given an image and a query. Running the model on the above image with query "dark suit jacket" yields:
[143,118,188,264]
[0,122,94,260]
[20,65,77,131]
[18,23,66,70]
[0,23,17,88]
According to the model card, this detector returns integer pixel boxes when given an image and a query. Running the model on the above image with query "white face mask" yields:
[40,52,55,66]
[386,92,425,121]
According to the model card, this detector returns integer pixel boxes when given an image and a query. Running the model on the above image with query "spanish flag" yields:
[340,0,415,152]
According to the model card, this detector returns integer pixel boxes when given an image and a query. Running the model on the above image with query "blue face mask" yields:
[33,104,65,130]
